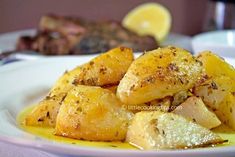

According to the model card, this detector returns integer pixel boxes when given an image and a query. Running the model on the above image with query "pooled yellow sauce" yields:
[17,105,135,149]
[17,105,235,149]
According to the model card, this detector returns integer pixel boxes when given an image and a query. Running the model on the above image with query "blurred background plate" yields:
[0,29,36,53]
[192,30,235,58]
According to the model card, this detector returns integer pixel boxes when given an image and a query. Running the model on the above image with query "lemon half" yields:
[122,3,172,42]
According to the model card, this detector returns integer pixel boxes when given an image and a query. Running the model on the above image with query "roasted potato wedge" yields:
[55,85,133,141]
[216,93,235,129]
[24,93,66,126]
[126,111,224,150]
[194,76,234,110]
[24,46,233,148]
[74,47,134,86]
[25,47,133,127]
[195,51,235,130]
[197,51,235,78]
[194,77,235,129]
[173,96,221,129]
[49,66,82,96]
[25,67,81,127]
[117,46,203,105]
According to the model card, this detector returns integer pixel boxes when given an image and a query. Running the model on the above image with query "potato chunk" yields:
[25,67,81,127]
[117,46,203,105]
[195,51,235,130]
[173,96,221,129]
[194,77,235,130]
[25,47,133,127]
[74,47,134,86]
[24,93,66,126]
[194,76,234,110]
[49,66,82,96]
[55,85,133,141]
[197,51,235,78]
[126,111,224,150]
[216,93,235,129]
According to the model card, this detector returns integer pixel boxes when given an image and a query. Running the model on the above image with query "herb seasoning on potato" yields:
[22,46,235,150]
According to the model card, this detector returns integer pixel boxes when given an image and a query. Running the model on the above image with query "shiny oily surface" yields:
[18,105,235,149]
[18,105,135,149]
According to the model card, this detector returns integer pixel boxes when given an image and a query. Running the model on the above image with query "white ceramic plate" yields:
[0,56,235,157]
[0,29,36,53]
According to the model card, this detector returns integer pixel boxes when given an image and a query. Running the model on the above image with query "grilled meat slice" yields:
[17,36,35,51]
[16,15,158,55]
[73,21,157,54]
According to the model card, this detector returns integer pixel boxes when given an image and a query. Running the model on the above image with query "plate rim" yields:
[0,130,235,157]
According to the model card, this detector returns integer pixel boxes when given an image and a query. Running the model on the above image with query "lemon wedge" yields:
[122,3,172,42]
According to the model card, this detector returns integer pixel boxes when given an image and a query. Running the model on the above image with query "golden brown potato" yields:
[49,66,82,96]
[197,51,235,78]
[24,93,66,126]
[117,46,203,105]
[126,111,224,150]
[55,85,133,141]
[74,47,134,86]
[195,51,235,130]
[25,47,133,127]
[171,90,192,110]
[194,76,234,110]
[216,93,235,129]
[194,77,235,130]
[25,67,82,127]
[173,96,221,129]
